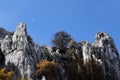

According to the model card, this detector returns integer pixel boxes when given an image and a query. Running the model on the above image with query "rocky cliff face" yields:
[1,23,40,80]
[0,23,120,80]
[0,28,13,68]
[94,32,120,80]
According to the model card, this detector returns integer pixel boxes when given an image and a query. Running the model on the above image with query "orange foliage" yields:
[0,68,14,80]
[35,60,58,80]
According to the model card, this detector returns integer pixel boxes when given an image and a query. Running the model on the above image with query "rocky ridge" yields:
[0,23,119,80]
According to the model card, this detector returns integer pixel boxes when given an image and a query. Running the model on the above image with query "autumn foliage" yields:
[35,60,58,80]
[0,68,14,80]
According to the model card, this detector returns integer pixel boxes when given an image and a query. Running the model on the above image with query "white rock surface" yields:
[1,23,39,80]
[0,24,120,80]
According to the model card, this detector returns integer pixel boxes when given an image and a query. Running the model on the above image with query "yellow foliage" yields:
[0,68,14,80]
[35,60,58,80]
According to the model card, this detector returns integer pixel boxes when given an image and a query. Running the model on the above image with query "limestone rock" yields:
[94,32,120,80]
[0,28,13,39]
[1,23,38,80]
[0,24,120,80]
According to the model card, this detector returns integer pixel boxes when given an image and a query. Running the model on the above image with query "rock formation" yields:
[0,23,119,80]
[1,23,39,80]
[94,32,120,80]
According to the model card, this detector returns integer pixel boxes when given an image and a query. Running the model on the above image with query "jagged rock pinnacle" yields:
[0,24,119,80]
[95,32,114,47]
[12,23,28,50]
[1,23,38,80]
[14,23,27,36]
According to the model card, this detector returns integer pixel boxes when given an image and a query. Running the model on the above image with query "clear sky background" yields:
[0,0,120,52]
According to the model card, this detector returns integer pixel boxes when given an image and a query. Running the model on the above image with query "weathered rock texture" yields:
[1,23,39,80]
[0,23,120,80]
[94,32,120,80]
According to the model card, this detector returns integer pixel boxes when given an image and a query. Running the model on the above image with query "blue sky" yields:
[0,0,120,52]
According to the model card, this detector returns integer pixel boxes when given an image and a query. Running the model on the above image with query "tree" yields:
[64,60,80,80]
[0,68,14,80]
[85,59,105,80]
[35,60,59,80]
[52,31,72,49]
